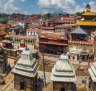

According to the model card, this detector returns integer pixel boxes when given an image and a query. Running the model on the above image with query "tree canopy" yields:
[44,13,52,20]
[0,18,8,24]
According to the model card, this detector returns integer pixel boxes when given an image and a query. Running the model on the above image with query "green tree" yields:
[44,13,52,19]
[0,18,8,24]
[76,12,82,16]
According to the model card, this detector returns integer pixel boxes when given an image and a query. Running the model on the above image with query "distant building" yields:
[69,27,94,61]
[26,28,41,36]
[9,25,21,35]
[12,48,38,91]
[7,34,36,44]
[41,27,55,33]
[55,24,73,33]
[61,17,76,25]
[51,53,77,91]
[39,32,68,55]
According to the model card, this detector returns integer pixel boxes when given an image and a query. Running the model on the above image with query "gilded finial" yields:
[86,4,91,12]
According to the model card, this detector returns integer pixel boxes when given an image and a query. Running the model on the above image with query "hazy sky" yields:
[0,0,96,14]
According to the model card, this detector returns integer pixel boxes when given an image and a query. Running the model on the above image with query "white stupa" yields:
[51,53,76,82]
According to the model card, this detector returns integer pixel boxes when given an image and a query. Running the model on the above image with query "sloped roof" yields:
[82,11,96,16]
[71,27,87,34]
[39,32,67,40]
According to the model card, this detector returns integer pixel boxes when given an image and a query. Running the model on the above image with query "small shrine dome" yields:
[70,46,78,54]
[59,53,68,61]
[21,47,31,55]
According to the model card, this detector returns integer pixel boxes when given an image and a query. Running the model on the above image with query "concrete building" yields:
[39,32,68,55]
[51,53,77,91]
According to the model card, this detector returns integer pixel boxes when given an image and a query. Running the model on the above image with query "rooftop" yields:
[82,11,96,16]
[61,17,75,21]
[77,21,96,26]
[39,32,67,40]
[71,27,87,35]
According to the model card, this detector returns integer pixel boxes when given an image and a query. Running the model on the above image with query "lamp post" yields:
[42,45,46,86]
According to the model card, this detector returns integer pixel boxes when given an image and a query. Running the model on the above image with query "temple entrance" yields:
[20,81,25,90]
[60,87,65,91]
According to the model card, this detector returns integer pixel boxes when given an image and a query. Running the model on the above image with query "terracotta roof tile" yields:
[39,32,67,40]
[27,28,41,32]
[61,17,75,21]
[42,27,54,30]
[0,31,7,35]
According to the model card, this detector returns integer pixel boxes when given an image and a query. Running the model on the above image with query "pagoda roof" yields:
[82,11,96,16]
[71,27,87,34]
[77,21,96,26]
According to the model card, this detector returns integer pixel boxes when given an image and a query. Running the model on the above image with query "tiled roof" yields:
[77,21,96,26]
[9,34,36,40]
[0,31,7,35]
[55,24,72,29]
[42,27,54,30]
[39,32,67,40]
[27,28,41,32]
[61,17,75,21]
[82,11,96,16]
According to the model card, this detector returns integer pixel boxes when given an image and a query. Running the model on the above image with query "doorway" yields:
[20,81,25,90]
[60,87,65,91]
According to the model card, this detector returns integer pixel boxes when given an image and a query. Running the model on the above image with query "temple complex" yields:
[39,32,68,55]
[88,62,96,90]
[69,27,94,61]
[51,53,76,91]
[12,48,38,91]
[77,4,96,35]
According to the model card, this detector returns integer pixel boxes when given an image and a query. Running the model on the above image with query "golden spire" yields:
[86,4,91,12]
